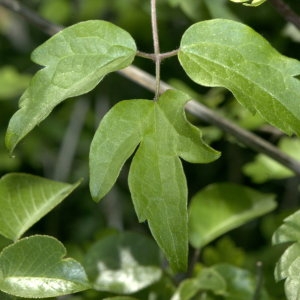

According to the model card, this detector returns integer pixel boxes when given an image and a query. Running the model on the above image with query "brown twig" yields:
[269,0,300,30]
[0,0,63,35]
[150,0,161,100]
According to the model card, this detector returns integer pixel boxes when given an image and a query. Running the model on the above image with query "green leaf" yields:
[272,210,300,245]
[202,236,245,267]
[0,173,80,241]
[229,0,267,6]
[272,210,300,299]
[0,235,90,298]
[84,232,162,294]
[6,20,136,153]
[189,183,277,248]
[90,100,152,201]
[243,137,300,183]
[171,268,227,300]
[212,264,270,300]
[178,19,300,136]
[90,89,219,271]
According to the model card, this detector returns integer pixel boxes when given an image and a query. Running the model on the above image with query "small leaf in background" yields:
[212,264,270,300]
[171,268,227,300]
[230,0,267,6]
[0,173,80,241]
[90,89,219,271]
[0,66,31,100]
[6,20,137,153]
[243,137,300,183]
[0,235,90,298]
[83,232,162,294]
[189,183,277,249]
[202,236,245,267]
[179,19,300,136]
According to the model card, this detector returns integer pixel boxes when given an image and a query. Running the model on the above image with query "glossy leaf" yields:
[0,235,90,298]
[90,89,219,271]
[189,183,277,248]
[0,173,80,241]
[84,232,162,294]
[179,19,300,136]
[272,210,300,299]
[6,20,136,153]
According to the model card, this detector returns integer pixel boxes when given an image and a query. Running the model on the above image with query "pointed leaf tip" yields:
[0,173,80,241]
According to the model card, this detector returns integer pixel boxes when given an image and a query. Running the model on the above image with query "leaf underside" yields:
[89,89,220,271]
[6,20,136,153]
[179,19,300,136]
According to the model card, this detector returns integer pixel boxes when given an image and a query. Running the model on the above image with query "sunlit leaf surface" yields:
[0,235,90,298]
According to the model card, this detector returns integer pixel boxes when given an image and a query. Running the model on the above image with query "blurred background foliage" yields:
[1,0,300,299]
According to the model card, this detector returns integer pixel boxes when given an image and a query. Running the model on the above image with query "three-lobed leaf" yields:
[0,173,80,241]
[6,20,136,153]
[0,235,90,298]
[90,89,220,271]
[178,19,300,136]
[189,183,277,249]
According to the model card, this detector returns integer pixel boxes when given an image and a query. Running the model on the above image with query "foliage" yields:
[0,0,300,299]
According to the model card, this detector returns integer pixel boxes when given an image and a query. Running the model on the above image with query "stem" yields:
[52,98,89,181]
[0,0,63,35]
[136,49,178,61]
[252,261,263,300]
[151,0,161,100]
[269,0,300,30]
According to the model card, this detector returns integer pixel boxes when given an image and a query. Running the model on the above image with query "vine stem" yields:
[151,0,161,100]
[269,0,300,30]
